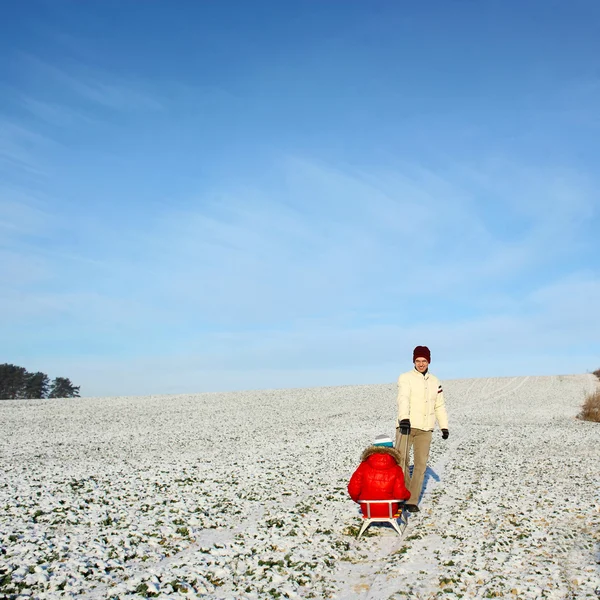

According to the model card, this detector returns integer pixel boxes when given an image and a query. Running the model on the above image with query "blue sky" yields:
[1,1,599,396]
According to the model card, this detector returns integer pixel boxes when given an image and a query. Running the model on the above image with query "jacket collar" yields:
[361,445,402,464]
[413,367,429,379]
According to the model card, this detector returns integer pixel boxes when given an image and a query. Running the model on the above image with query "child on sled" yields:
[347,434,411,517]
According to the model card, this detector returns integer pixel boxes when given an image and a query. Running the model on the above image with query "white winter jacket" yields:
[397,369,449,432]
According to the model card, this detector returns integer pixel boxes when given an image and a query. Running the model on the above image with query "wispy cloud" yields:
[0,249,51,288]
[96,156,593,330]
[20,97,95,127]
[27,270,600,396]
[0,119,55,177]
[0,188,52,236]
[21,54,163,112]
[0,288,158,325]
[3,152,596,333]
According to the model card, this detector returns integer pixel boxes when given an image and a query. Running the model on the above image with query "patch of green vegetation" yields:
[32,509,44,522]
[205,573,224,586]
[265,517,285,529]
[168,580,190,593]
[135,582,153,596]
[258,558,285,568]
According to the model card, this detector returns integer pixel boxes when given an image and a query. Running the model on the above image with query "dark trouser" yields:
[395,428,432,506]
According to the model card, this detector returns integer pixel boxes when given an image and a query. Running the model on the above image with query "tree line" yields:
[0,363,80,400]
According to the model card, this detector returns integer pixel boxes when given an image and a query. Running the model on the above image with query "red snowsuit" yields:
[348,446,411,517]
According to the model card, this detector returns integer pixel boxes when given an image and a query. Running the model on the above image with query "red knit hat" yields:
[413,345,431,363]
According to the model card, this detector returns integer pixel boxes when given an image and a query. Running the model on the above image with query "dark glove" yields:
[398,419,411,435]
[441,429,449,440]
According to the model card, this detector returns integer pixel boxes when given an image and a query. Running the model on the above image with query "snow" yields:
[1,374,599,599]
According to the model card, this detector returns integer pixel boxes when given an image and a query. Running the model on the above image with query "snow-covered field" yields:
[1,374,599,599]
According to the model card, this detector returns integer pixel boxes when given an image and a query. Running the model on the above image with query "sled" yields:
[355,431,411,540]
[356,499,408,539]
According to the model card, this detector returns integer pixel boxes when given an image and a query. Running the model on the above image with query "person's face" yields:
[414,358,429,372]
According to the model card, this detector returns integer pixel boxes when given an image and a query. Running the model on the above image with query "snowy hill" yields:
[1,374,599,598]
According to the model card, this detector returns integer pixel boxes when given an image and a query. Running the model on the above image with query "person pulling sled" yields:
[395,345,449,513]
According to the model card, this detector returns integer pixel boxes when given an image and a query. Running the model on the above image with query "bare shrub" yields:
[593,368,600,380]
[579,389,600,423]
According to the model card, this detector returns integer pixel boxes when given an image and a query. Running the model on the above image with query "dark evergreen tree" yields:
[1,364,81,399]
[0,364,28,399]
[49,377,81,398]
[24,371,50,399]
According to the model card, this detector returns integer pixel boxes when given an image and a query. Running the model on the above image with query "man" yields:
[395,345,449,513]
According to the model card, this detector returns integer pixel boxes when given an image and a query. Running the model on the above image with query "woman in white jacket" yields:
[395,345,449,513]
